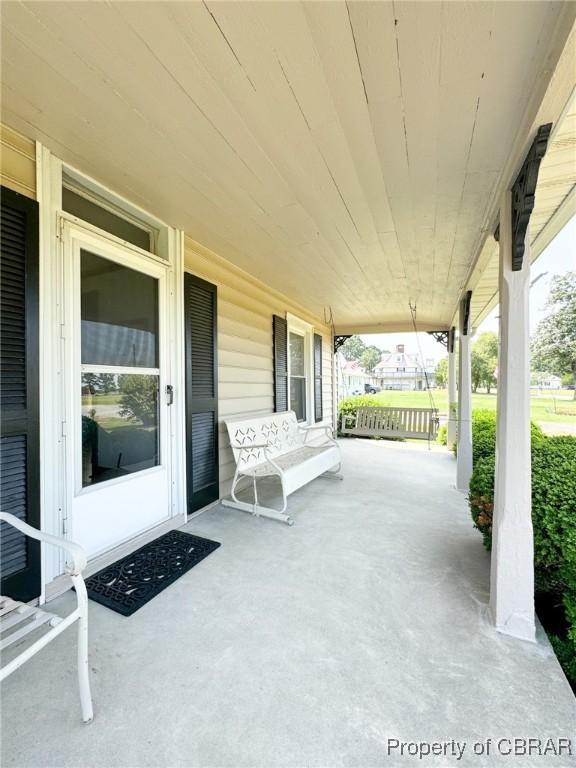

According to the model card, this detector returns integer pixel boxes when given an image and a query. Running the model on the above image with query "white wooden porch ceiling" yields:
[1,1,574,331]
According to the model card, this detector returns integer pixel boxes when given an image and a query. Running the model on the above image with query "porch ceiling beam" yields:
[468,180,576,330]
[333,322,451,336]
[452,16,576,331]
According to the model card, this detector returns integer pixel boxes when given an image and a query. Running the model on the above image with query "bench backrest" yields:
[225,411,303,470]
[343,406,439,439]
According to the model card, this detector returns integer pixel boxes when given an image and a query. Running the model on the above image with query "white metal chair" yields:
[0,512,93,723]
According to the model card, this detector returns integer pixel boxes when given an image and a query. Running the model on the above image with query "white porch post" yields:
[456,298,472,491]
[447,328,457,449]
[489,190,535,642]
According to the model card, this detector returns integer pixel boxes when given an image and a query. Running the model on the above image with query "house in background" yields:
[530,372,563,390]
[336,352,381,398]
[373,344,436,391]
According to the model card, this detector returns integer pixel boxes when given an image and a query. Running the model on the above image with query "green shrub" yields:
[549,634,576,684]
[468,453,495,549]
[337,395,382,434]
[471,410,497,464]
[470,409,544,465]
[468,428,576,687]
[437,424,447,446]
[337,395,409,441]
[532,437,576,597]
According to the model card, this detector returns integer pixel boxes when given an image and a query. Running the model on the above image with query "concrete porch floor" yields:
[2,439,574,768]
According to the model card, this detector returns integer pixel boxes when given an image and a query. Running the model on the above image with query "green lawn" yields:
[81,393,121,405]
[368,389,576,425]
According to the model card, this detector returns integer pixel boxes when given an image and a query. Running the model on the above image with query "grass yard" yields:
[369,389,576,425]
[81,393,122,405]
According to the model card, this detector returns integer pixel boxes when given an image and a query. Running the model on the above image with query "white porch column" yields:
[456,298,472,491]
[489,190,535,642]
[447,328,457,449]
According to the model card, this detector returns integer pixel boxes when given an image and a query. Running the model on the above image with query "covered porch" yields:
[2,439,574,768]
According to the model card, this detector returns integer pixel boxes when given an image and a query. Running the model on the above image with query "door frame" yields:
[60,214,173,558]
[36,147,186,589]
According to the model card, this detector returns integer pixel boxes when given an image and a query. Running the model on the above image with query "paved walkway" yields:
[538,421,576,436]
[2,440,574,767]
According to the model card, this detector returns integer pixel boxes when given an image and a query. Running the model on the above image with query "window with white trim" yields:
[286,314,313,424]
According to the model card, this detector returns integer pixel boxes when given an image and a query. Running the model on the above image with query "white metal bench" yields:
[0,512,93,723]
[222,411,342,525]
[341,406,439,441]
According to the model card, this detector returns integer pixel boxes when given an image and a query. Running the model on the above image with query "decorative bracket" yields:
[510,123,552,270]
[461,291,472,336]
[427,331,449,349]
[334,335,351,353]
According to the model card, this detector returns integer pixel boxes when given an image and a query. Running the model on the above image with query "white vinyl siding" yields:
[184,236,333,498]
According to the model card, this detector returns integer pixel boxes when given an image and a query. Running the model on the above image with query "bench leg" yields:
[321,463,343,480]
[252,475,259,513]
[71,575,94,723]
[223,474,293,525]
[221,498,293,525]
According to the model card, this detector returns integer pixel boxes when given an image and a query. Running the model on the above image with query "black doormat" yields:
[85,530,221,616]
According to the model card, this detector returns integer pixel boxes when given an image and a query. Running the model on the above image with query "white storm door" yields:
[63,220,171,558]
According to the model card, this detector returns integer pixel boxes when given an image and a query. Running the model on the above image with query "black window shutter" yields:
[273,315,288,412]
[0,186,40,601]
[314,333,323,422]
[184,274,219,513]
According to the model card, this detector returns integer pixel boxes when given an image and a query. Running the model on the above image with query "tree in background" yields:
[435,357,448,388]
[340,335,366,361]
[97,373,116,394]
[473,331,498,393]
[532,273,576,399]
[361,345,382,373]
[471,349,491,392]
[118,375,158,427]
[82,373,100,394]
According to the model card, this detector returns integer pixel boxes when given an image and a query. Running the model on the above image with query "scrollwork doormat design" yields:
[85,531,221,616]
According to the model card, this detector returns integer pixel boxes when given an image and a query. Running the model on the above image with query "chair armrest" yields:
[0,512,87,575]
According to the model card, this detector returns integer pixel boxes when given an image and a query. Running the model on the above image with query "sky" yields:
[360,215,576,364]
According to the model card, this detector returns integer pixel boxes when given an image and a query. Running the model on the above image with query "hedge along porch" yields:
[0,1,575,651]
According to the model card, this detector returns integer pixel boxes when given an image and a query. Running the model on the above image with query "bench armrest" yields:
[299,423,336,445]
[230,442,271,450]
[230,442,285,476]
[0,512,87,576]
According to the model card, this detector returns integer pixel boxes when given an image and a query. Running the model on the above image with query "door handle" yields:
[166,385,174,406]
